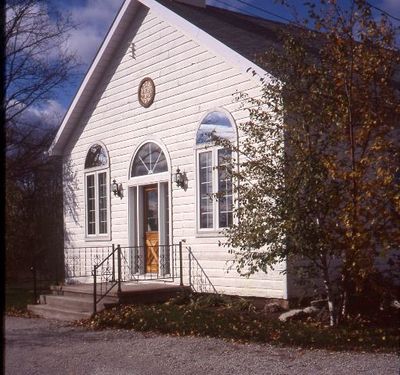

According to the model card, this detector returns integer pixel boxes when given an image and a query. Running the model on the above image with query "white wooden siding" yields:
[62,7,287,299]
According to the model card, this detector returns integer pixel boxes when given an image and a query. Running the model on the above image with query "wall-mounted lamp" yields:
[112,179,123,198]
[174,167,185,189]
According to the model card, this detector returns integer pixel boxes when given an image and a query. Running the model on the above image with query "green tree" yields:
[220,0,400,326]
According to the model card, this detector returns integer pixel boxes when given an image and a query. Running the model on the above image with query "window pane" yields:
[132,142,168,176]
[98,172,107,234]
[196,111,235,144]
[145,188,158,231]
[218,149,233,228]
[85,144,108,168]
[86,174,96,234]
[199,152,213,228]
[153,151,167,174]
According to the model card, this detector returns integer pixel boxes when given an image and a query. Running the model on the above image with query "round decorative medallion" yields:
[138,77,155,108]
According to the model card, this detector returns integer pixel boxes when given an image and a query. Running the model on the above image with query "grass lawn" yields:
[78,293,399,353]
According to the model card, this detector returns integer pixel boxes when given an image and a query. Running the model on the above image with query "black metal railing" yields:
[29,265,61,305]
[64,246,112,279]
[93,244,121,313]
[92,242,183,313]
[187,246,217,294]
[61,242,217,312]
[118,243,183,284]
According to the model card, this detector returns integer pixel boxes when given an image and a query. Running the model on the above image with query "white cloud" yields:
[6,2,67,62]
[64,0,124,66]
[10,99,66,130]
[36,100,66,128]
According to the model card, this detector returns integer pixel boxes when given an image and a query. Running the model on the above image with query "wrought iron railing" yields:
[118,243,183,284]
[64,246,112,279]
[187,246,217,294]
[93,244,121,313]
[92,243,183,312]
[63,242,217,312]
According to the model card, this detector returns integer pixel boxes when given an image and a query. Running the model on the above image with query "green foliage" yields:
[216,0,400,325]
[81,299,399,352]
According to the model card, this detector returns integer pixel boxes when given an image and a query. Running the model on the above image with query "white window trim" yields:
[194,107,239,237]
[127,179,172,272]
[128,139,173,253]
[127,171,170,187]
[129,139,171,178]
[195,146,234,237]
[84,164,111,241]
[194,108,237,237]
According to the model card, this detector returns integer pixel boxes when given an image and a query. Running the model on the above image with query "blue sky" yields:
[21,0,400,125]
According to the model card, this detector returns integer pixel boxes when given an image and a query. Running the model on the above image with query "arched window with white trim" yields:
[196,110,236,232]
[84,143,110,238]
[131,142,168,177]
[128,141,171,275]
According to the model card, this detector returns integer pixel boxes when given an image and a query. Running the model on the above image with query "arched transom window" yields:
[84,143,110,238]
[196,110,235,232]
[131,142,168,177]
[85,144,108,168]
[196,111,235,145]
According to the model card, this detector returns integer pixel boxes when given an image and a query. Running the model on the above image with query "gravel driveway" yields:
[4,316,399,375]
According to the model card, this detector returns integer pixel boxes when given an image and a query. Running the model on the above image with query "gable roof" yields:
[49,0,289,155]
[156,0,289,64]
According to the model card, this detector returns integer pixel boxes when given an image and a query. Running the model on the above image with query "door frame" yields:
[143,184,159,274]
[127,176,172,275]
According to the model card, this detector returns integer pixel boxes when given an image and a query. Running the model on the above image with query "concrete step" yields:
[51,285,94,298]
[33,283,191,321]
[40,294,117,312]
[27,304,92,321]
[119,285,190,304]
[50,283,118,298]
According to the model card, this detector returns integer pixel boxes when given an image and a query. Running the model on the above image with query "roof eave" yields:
[50,0,270,156]
[140,0,268,77]
[49,0,140,155]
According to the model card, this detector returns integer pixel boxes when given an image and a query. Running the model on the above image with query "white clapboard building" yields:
[50,0,298,304]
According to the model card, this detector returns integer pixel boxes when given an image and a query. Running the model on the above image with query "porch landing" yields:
[28,282,190,321]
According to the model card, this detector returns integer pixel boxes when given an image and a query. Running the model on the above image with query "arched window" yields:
[84,143,110,238]
[196,110,235,145]
[131,142,168,177]
[196,110,235,231]
[85,144,108,168]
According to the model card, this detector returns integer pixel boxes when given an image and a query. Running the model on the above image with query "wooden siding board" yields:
[62,9,285,299]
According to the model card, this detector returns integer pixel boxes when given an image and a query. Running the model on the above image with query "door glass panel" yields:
[145,188,158,231]
[162,182,170,274]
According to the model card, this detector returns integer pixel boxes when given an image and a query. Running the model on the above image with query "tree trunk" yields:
[321,255,338,326]
[340,254,354,324]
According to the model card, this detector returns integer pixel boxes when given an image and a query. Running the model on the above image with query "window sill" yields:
[195,230,227,238]
[84,235,112,242]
